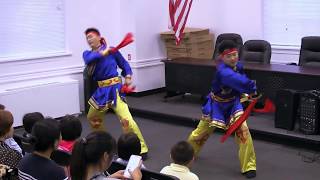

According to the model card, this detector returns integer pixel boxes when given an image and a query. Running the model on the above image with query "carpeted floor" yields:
[80,113,320,180]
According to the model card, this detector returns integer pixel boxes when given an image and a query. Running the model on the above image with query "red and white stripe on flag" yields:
[169,0,193,45]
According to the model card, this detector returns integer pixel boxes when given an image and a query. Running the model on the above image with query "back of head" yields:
[32,118,60,152]
[0,104,5,110]
[70,131,116,180]
[60,115,82,141]
[23,112,44,134]
[117,132,141,161]
[218,40,238,54]
[171,141,194,166]
[0,110,13,137]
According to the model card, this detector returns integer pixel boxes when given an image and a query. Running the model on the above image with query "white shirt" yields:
[160,163,199,180]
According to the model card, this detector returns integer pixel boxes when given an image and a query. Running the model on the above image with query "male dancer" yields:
[83,28,148,157]
[188,40,257,178]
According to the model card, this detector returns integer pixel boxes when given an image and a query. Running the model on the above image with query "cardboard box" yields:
[160,28,210,40]
[164,34,214,48]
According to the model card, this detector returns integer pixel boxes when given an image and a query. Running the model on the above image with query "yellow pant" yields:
[188,120,256,173]
[87,93,148,154]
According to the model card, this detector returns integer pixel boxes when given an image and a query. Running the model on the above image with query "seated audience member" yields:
[0,109,23,168]
[117,132,146,169]
[160,141,199,180]
[0,104,23,155]
[58,115,82,153]
[22,112,44,137]
[70,131,142,180]
[18,118,68,180]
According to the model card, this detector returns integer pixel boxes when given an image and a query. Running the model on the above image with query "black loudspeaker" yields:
[298,90,320,135]
[274,89,299,130]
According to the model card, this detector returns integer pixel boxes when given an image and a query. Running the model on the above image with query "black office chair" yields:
[107,162,179,180]
[50,150,71,166]
[241,40,271,64]
[213,33,243,60]
[299,36,320,67]
[13,132,34,154]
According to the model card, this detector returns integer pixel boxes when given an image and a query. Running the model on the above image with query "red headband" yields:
[221,48,238,56]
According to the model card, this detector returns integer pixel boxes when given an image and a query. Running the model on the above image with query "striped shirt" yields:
[18,153,67,180]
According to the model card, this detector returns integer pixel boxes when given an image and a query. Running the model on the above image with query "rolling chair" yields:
[213,33,243,60]
[299,36,320,67]
[240,40,271,64]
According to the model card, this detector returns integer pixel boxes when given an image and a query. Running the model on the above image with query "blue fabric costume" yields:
[83,45,132,110]
[202,62,256,129]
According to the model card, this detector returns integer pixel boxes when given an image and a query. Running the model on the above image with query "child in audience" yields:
[0,109,23,168]
[70,131,142,180]
[18,118,67,180]
[58,115,82,153]
[0,104,23,155]
[160,141,199,180]
[22,112,44,137]
[116,132,146,169]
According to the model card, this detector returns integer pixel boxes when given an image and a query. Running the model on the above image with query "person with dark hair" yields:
[116,132,146,169]
[0,110,23,168]
[58,115,82,152]
[160,141,198,180]
[187,40,258,178]
[22,112,44,135]
[70,131,142,180]
[83,27,148,157]
[18,118,67,180]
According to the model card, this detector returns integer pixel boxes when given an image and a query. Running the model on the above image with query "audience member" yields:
[58,115,82,153]
[0,104,23,155]
[22,112,44,137]
[117,132,146,169]
[160,141,199,180]
[70,131,142,180]
[0,109,22,168]
[18,118,67,180]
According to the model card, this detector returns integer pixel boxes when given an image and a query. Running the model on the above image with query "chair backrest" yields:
[241,40,271,64]
[13,132,34,154]
[50,150,71,167]
[299,36,320,67]
[107,162,179,180]
[213,33,243,60]
[141,169,180,180]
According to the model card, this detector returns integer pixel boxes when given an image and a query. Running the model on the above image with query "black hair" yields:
[218,40,238,54]
[70,131,116,180]
[85,27,101,36]
[117,132,141,161]
[171,141,194,165]
[23,112,44,134]
[31,118,60,152]
[0,104,5,110]
[60,115,82,141]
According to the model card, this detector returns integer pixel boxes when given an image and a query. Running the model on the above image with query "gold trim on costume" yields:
[211,93,236,103]
[97,77,121,88]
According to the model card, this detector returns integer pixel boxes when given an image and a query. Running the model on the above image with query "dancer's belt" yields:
[97,77,121,87]
[211,93,235,103]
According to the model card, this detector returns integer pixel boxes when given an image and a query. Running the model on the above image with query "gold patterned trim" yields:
[211,93,236,103]
[202,110,244,130]
[97,77,121,88]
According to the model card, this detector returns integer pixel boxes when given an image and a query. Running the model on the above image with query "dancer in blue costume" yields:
[188,40,257,178]
[83,28,148,156]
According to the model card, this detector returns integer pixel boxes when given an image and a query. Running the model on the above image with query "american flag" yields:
[169,0,193,45]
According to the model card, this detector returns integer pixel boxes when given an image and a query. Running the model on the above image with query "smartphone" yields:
[124,155,142,179]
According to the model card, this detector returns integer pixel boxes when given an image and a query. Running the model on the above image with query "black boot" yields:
[243,170,256,179]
